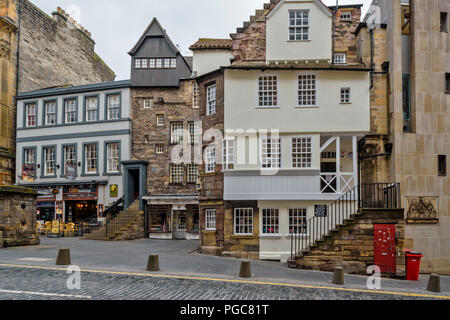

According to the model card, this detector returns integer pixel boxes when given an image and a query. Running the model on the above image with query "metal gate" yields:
[172,211,187,240]
[374,224,396,273]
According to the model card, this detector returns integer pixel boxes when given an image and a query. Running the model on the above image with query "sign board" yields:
[314,205,328,217]
[51,220,60,234]
[56,201,63,215]
[22,165,36,182]
[65,163,77,180]
[110,184,118,198]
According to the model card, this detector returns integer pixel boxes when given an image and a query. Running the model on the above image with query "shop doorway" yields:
[172,210,187,240]
[65,200,97,222]
[37,202,55,222]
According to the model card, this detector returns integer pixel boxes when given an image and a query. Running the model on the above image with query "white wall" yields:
[193,50,233,76]
[224,69,371,133]
[266,1,332,61]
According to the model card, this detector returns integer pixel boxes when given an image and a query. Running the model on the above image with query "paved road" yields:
[0,237,448,300]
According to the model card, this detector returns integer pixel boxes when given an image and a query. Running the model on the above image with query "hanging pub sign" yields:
[22,165,36,182]
[65,163,77,181]
[110,184,118,198]
[314,205,328,217]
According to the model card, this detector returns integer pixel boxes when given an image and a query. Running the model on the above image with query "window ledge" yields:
[255,106,280,110]
[231,235,255,239]
[260,235,282,239]
[295,106,319,109]
[339,102,352,105]
[287,40,311,42]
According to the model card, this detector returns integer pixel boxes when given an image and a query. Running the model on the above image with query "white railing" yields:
[320,172,356,194]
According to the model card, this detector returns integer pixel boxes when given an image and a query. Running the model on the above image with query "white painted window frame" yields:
[187,164,198,184]
[340,11,352,21]
[206,84,216,115]
[340,87,352,104]
[85,144,98,174]
[334,53,347,64]
[25,103,36,127]
[223,138,235,170]
[143,99,152,109]
[156,114,165,126]
[169,163,184,184]
[289,10,310,41]
[259,136,281,169]
[297,72,318,107]
[290,135,313,169]
[170,122,184,144]
[234,208,253,236]
[257,74,278,108]
[43,146,56,176]
[45,101,56,126]
[261,209,280,236]
[289,208,308,236]
[205,209,217,231]
[205,145,216,173]
[106,143,120,173]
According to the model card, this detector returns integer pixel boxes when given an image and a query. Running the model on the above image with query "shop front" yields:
[63,184,98,222]
[36,188,56,222]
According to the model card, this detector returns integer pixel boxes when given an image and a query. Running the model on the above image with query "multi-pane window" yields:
[25,103,36,127]
[85,96,99,122]
[289,10,309,40]
[135,58,141,69]
[298,75,317,106]
[43,147,56,176]
[156,59,163,68]
[44,101,56,126]
[141,59,148,68]
[64,145,76,167]
[192,83,200,107]
[65,98,77,124]
[234,208,253,235]
[157,115,165,126]
[205,145,216,173]
[258,76,278,107]
[340,11,352,21]
[262,209,280,235]
[292,137,312,168]
[171,122,184,144]
[223,139,235,170]
[149,59,156,68]
[24,148,36,167]
[156,144,164,154]
[261,138,281,168]
[334,53,347,64]
[107,94,120,120]
[340,88,351,103]
[187,164,199,183]
[188,122,200,144]
[84,144,97,174]
[289,208,307,235]
[164,58,171,68]
[205,209,216,231]
[170,58,177,68]
[170,164,184,184]
[143,99,152,109]
[106,143,120,173]
[206,84,216,115]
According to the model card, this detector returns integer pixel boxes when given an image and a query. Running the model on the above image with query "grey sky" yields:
[29,0,373,80]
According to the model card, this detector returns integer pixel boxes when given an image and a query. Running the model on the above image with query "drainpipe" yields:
[370,28,375,89]
[15,0,22,94]
[332,0,338,66]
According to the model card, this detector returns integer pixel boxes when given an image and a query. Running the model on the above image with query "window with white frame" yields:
[187,164,198,183]
[289,208,307,235]
[107,94,120,120]
[63,145,76,167]
[205,145,216,173]
[188,121,200,144]
[234,208,253,235]
[149,59,156,68]
[44,101,56,126]
[292,137,312,168]
[156,144,164,154]
[106,143,120,173]
[205,209,216,230]
[24,148,36,167]
[206,84,216,115]
[43,147,55,176]
[340,88,351,103]
[223,138,235,170]
[164,58,171,68]
[156,59,163,68]
[65,99,77,124]
[261,137,281,168]
[25,103,36,127]
[141,59,148,68]
[192,82,200,108]
[262,209,280,235]
[170,58,177,68]
[340,11,352,21]
[156,115,165,126]
[289,10,309,40]
[298,74,317,106]
[143,99,152,109]
[171,122,184,144]
[334,53,347,64]
[135,58,142,69]
[258,76,278,107]
[84,144,97,174]
[169,164,184,184]
[85,96,99,122]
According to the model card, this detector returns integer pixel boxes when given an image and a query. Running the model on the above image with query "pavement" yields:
[0,237,449,300]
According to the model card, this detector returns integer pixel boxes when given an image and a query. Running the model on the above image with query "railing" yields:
[103,196,124,219]
[105,197,141,238]
[290,183,401,261]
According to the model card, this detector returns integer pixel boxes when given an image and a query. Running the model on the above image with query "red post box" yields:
[405,250,423,281]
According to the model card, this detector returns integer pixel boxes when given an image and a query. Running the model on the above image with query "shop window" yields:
[234,208,253,235]
[262,209,280,235]
[289,208,307,235]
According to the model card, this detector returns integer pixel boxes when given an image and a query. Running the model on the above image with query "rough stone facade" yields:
[333,6,363,65]
[295,209,406,276]
[0,186,39,247]
[0,0,115,186]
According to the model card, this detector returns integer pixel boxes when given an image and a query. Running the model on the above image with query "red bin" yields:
[405,250,423,281]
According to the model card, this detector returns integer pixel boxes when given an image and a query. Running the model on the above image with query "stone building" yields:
[357,0,450,274]
[127,18,200,240]
[0,0,115,186]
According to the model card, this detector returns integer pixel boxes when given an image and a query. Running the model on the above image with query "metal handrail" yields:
[290,183,401,262]
[105,197,141,238]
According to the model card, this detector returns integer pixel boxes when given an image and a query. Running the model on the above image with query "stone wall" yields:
[334,7,362,65]
[130,80,199,195]
[295,209,406,276]
[113,212,145,241]
[0,185,39,247]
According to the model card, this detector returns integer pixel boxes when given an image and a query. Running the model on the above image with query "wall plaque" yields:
[406,196,439,224]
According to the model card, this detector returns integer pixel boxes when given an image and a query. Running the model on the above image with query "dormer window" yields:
[340,11,352,21]
[289,10,309,41]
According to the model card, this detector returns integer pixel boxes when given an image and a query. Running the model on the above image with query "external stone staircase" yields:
[82,199,145,241]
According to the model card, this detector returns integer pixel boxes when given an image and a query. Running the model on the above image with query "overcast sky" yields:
[30,0,373,80]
